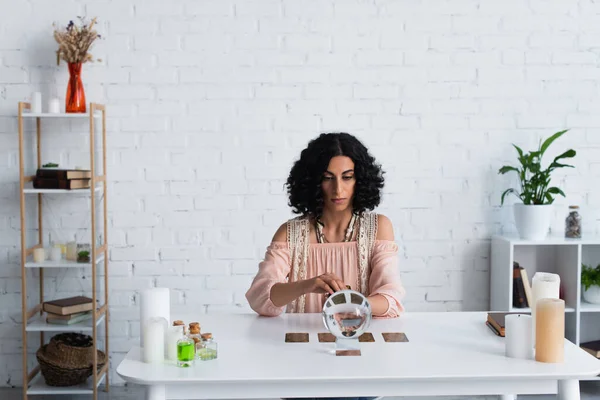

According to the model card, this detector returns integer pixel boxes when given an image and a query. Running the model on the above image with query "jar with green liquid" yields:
[177,334,195,367]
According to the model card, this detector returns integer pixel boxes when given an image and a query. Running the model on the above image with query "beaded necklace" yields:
[315,212,357,243]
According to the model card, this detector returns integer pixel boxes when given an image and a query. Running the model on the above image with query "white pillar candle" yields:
[143,317,167,363]
[50,247,62,261]
[531,272,560,346]
[139,288,170,347]
[48,98,60,114]
[31,92,42,113]
[166,325,183,362]
[33,248,45,263]
[505,314,533,359]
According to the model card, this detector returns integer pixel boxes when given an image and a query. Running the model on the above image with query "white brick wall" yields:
[1,0,599,388]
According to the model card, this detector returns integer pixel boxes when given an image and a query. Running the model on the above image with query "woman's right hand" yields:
[305,273,346,295]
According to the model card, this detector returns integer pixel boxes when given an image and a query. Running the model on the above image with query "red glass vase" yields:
[66,62,86,113]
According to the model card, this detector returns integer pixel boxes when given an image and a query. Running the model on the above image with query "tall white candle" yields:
[31,92,42,113]
[505,314,533,359]
[531,272,560,346]
[142,317,166,363]
[139,288,170,347]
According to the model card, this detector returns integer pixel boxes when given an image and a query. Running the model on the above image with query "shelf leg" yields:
[558,380,580,400]
[147,385,166,400]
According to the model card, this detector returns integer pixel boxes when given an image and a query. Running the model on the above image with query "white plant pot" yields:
[514,204,553,240]
[582,285,600,304]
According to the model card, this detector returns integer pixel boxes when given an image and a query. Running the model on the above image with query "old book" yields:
[43,296,93,316]
[36,168,91,180]
[513,262,528,308]
[33,178,90,190]
[46,310,91,321]
[47,312,92,325]
[581,340,600,358]
[486,321,501,336]
[487,312,522,337]
[520,268,533,308]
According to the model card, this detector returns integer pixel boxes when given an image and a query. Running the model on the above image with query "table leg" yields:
[147,385,166,400]
[500,395,516,400]
[558,380,580,400]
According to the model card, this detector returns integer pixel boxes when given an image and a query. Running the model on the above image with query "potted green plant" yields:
[77,250,90,263]
[498,130,576,240]
[582,264,600,304]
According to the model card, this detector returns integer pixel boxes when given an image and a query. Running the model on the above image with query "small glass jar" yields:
[197,333,218,361]
[188,325,202,357]
[177,333,195,367]
[565,205,582,238]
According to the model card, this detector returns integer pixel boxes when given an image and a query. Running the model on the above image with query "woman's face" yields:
[321,156,356,213]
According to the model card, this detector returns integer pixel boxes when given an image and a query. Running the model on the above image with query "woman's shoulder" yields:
[374,213,394,241]
[271,215,310,242]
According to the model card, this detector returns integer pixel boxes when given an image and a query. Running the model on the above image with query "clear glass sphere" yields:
[322,290,372,339]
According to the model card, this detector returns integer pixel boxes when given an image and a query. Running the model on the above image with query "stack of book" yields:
[43,296,94,325]
[33,169,92,190]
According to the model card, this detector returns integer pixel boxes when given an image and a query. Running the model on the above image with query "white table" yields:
[117,312,600,400]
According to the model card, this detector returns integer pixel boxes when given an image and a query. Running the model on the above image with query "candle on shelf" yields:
[33,248,45,263]
[31,92,42,113]
[531,272,560,345]
[535,298,565,363]
[142,317,167,364]
[48,98,60,114]
[50,246,62,261]
[505,314,533,359]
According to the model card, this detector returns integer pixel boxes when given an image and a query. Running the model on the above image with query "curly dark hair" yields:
[286,132,385,216]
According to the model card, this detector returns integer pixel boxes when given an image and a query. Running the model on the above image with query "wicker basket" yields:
[36,333,106,387]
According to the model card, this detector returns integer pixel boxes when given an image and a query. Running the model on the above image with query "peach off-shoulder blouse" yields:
[245,240,405,318]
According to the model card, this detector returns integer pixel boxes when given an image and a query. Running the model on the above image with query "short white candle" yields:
[50,247,62,261]
[33,248,45,263]
[166,325,182,362]
[48,98,60,114]
[505,314,533,359]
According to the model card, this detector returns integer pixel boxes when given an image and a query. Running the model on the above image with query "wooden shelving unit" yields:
[491,234,600,381]
[17,102,109,399]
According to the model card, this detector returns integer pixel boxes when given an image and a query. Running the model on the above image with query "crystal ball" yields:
[322,289,372,339]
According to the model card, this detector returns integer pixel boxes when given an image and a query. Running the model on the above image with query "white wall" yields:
[1,0,599,387]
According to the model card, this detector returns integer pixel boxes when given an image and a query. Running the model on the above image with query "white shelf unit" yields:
[26,314,106,332]
[491,234,600,380]
[17,102,109,399]
[23,182,104,194]
[24,253,105,268]
[27,370,106,395]
[22,112,102,119]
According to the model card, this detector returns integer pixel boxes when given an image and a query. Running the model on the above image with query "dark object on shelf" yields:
[36,333,106,387]
[42,162,59,168]
[512,262,529,308]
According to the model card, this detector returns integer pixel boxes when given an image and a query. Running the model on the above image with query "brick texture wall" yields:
[1,0,598,387]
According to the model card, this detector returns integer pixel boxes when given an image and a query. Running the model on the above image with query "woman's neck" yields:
[319,209,354,239]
